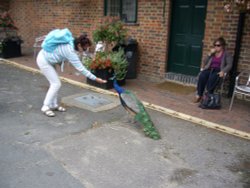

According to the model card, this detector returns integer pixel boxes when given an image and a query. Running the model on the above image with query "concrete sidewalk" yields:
[1,50,249,139]
[0,62,249,188]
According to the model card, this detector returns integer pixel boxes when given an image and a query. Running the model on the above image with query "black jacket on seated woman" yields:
[194,37,233,103]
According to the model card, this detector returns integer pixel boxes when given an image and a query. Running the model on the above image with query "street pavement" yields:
[0,62,249,188]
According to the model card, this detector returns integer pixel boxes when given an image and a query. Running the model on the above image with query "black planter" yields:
[113,39,138,79]
[87,68,126,89]
[87,68,114,89]
[117,78,126,86]
[1,39,22,58]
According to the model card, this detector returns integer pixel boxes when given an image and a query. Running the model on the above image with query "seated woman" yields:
[194,37,233,103]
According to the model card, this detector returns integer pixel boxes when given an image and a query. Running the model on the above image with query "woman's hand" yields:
[210,48,216,54]
[218,71,224,78]
[208,48,216,56]
[95,77,107,84]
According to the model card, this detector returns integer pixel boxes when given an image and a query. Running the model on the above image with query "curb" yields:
[1,58,249,140]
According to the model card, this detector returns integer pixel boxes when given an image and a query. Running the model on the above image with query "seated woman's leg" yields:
[197,69,210,97]
[206,70,221,94]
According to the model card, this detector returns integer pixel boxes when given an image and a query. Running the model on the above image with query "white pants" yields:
[36,50,61,111]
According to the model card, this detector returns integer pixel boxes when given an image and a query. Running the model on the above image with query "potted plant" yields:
[0,11,22,58]
[93,16,127,52]
[83,16,129,89]
[83,48,128,89]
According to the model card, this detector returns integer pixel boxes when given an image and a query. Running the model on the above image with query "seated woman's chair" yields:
[229,71,250,111]
[217,73,227,96]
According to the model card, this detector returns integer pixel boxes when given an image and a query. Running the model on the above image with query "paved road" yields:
[0,62,249,188]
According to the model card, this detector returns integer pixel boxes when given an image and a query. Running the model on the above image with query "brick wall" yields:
[5,0,250,82]
[203,1,250,79]
[7,0,169,81]
[8,0,103,48]
[203,1,238,55]
[130,1,170,81]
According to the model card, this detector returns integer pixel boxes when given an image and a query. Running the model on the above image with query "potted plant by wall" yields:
[93,16,127,52]
[83,48,128,89]
[82,16,128,89]
[0,11,22,58]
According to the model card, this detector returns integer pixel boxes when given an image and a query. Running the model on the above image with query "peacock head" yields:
[110,75,125,94]
[109,75,116,81]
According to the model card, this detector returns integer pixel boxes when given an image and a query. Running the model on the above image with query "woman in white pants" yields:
[37,31,106,117]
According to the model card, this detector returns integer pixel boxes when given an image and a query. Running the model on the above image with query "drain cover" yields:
[62,92,120,112]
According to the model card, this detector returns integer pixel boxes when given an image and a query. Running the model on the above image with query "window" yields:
[104,0,137,23]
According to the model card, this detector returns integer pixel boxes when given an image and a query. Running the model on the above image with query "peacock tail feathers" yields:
[120,91,140,114]
[113,79,161,140]
[133,97,161,140]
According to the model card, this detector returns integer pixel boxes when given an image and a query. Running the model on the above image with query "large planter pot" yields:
[1,39,22,58]
[87,68,126,89]
[87,68,114,89]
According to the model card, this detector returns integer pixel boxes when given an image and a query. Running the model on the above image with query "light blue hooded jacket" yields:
[42,28,74,52]
[41,28,96,81]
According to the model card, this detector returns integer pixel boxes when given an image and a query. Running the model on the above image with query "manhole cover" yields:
[62,92,120,112]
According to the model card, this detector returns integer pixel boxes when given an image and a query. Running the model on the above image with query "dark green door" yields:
[168,0,207,76]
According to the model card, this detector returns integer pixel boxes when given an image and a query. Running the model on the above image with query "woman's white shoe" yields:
[52,106,66,112]
[42,109,55,117]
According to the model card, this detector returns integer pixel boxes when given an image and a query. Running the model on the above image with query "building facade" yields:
[1,0,250,84]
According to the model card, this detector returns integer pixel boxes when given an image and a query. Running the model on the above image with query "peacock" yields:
[113,79,161,140]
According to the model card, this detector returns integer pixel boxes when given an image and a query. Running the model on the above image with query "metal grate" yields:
[165,72,197,86]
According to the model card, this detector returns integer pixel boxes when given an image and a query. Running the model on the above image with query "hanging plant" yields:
[224,0,250,13]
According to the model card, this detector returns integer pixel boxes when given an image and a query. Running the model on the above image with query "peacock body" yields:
[113,80,161,140]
